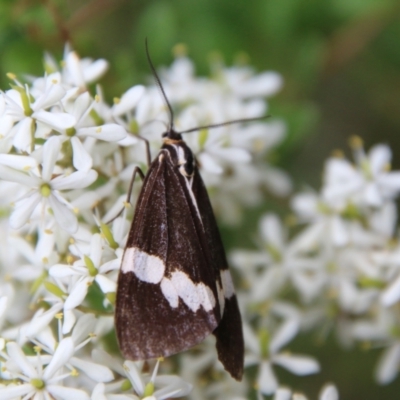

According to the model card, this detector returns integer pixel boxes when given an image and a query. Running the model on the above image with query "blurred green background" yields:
[2,0,400,398]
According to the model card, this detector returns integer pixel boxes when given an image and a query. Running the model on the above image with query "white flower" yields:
[92,350,192,400]
[91,382,138,400]
[272,384,339,400]
[0,136,97,232]
[0,338,90,400]
[0,283,14,331]
[232,214,326,305]
[50,233,119,310]
[323,142,400,209]
[62,46,109,89]
[2,75,75,152]
[8,229,57,282]
[375,342,400,385]
[245,307,320,395]
[61,92,127,141]
[123,360,192,400]
[319,384,339,400]
[381,268,400,307]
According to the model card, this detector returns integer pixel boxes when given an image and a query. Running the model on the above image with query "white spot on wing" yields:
[122,247,165,284]
[221,269,235,299]
[170,270,200,312]
[169,270,216,312]
[160,277,179,308]
[197,283,216,312]
[122,248,217,313]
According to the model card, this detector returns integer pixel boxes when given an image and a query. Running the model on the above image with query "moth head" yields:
[162,129,182,141]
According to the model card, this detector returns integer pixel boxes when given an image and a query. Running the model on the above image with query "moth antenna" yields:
[178,115,270,134]
[145,38,175,131]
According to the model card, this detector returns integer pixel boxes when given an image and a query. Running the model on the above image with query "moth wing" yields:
[192,167,245,381]
[116,151,220,361]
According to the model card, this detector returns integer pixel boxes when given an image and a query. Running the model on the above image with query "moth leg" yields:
[125,166,145,204]
[105,166,145,224]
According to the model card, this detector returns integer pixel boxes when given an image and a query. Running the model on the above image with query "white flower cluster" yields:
[231,138,400,397]
[0,46,287,399]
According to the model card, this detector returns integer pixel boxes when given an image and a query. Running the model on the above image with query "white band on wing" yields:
[122,247,165,284]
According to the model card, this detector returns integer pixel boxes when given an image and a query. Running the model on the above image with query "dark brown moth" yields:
[115,40,263,380]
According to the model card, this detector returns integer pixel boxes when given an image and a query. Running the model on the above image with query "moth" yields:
[115,41,262,380]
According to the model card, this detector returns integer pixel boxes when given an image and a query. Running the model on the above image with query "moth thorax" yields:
[163,141,195,178]
[177,143,195,178]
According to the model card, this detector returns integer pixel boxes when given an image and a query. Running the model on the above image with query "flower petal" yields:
[273,354,320,375]
[42,136,61,182]
[10,192,41,229]
[0,383,32,399]
[273,387,292,400]
[64,277,91,310]
[35,227,55,261]
[33,110,76,130]
[364,183,382,207]
[70,357,114,382]
[95,274,116,293]
[49,264,77,278]
[0,165,39,187]
[12,117,33,151]
[319,384,339,400]
[71,137,93,172]
[375,343,400,384]
[43,337,74,380]
[369,144,391,175]
[113,85,146,116]
[260,214,284,251]
[51,169,97,190]
[26,303,64,341]
[331,216,348,247]
[123,360,145,395]
[72,314,96,344]
[198,153,223,174]
[77,124,127,142]
[91,383,108,400]
[89,234,102,267]
[153,375,193,399]
[291,192,318,220]
[83,59,109,84]
[48,194,78,233]
[258,361,278,395]
[0,154,37,171]
[64,51,85,87]
[270,318,299,354]
[381,274,400,307]
[92,348,127,376]
[47,385,90,400]
[63,310,76,335]
[211,147,251,163]
[6,342,36,378]
[235,72,283,98]
[32,84,66,111]
[379,172,400,194]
